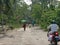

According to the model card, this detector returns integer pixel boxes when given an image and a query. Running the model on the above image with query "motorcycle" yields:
[48,32,60,45]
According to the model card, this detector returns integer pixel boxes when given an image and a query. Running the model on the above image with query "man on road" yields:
[47,20,59,34]
[23,23,26,31]
[47,20,59,41]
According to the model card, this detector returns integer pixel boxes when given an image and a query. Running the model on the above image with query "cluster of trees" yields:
[0,0,16,25]
[31,0,60,29]
[0,0,28,28]
[0,0,60,29]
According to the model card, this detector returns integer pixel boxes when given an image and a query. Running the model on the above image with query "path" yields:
[0,26,60,45]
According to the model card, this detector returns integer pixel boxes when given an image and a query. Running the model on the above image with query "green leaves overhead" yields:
[31,0,60,28]
[32,4,42,19]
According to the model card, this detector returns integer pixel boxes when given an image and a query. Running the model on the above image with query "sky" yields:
[24,0,32,5]
[58,0,60,1]
[24,0,60,5]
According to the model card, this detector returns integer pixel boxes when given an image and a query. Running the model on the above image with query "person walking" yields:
[23,23,26,31]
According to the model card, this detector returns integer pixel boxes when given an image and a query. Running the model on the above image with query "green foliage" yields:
[0,0,60,29]
[50,4,55,10]
[0,0,27,28]
[40,10,57,29]
[30,0,60,29]
[31,4,42,24]
[56,9,60,27]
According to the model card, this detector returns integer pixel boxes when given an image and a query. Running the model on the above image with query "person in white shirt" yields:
[47,20,59,41]
[47,20,59,33]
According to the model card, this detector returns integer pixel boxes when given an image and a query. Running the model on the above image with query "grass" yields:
[58,29,60,34]
[6,23,23,29]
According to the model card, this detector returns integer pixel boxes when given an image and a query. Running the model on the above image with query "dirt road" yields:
[0,26,60,45]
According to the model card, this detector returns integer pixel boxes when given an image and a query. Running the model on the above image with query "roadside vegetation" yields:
[0,0,60,31]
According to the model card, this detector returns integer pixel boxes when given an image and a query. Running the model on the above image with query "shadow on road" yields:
[0,34,14,39]
[32,27,40,30]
